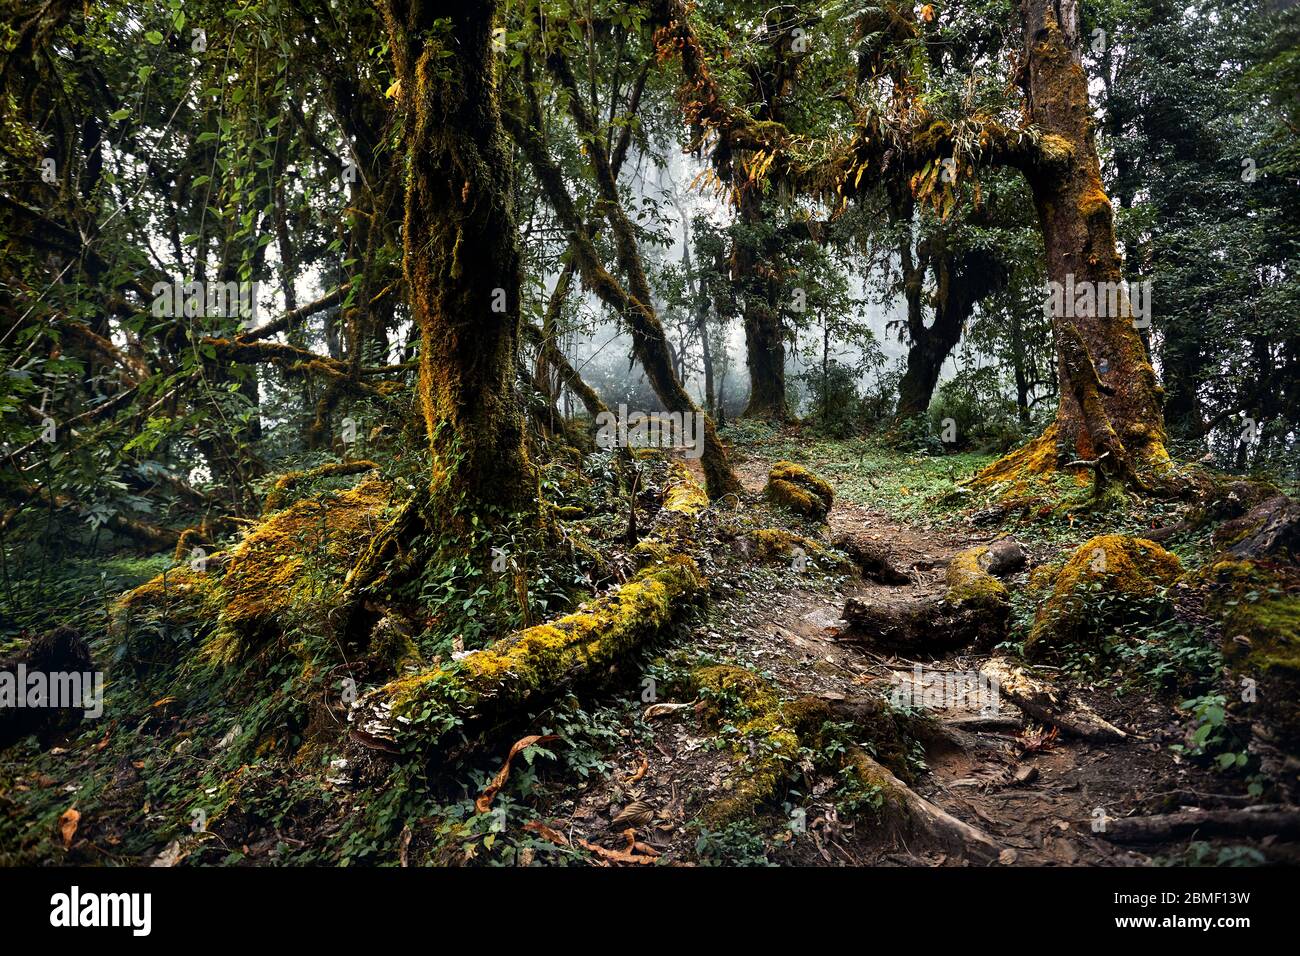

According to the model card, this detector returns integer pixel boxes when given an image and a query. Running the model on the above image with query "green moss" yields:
[944,546,1009,610]
[764,461,834,520]
[205,476,396,665]
[691,665,801,824]
[1026,534,1182,659]
[385,555,706,747]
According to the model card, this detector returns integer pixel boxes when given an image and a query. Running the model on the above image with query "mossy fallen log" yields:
[832,532,911,584]
[351,461,712,757]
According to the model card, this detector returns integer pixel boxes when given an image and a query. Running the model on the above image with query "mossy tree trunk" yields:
[378,0,535,513]
[1018,0,1172,485]
[737,188,789,422]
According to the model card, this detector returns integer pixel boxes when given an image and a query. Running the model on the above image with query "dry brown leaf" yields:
[475,734,559,814]
[522,820,570,847]
[58,808,79,848]
[577,838,658,866]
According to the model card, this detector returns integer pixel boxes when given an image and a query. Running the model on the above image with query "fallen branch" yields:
[1101,806,1300,844]
[979,658,1130,742]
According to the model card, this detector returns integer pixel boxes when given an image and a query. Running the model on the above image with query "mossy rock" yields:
[764,461,834,521]
[1026,534,1182,660]
[945,547,1011,615]
[1198,559,1300,748]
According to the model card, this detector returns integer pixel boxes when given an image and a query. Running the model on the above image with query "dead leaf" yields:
[475,734,559,814]
[577,837,658,866]
[522,820,570,847]
[58,808,79,848]
[643,702,692,720]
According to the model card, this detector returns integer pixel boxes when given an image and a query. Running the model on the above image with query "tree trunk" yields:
[1018,0,1172,485]
[737,188,788,421]
[379,0,535,513]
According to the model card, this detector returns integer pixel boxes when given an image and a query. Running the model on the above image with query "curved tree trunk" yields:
[378,0,535,514]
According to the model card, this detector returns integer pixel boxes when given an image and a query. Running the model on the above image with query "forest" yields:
[0,0,1298,878]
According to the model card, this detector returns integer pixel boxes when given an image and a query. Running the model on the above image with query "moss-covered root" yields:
[263,459,379,512]
[1025,534,1182,660]
[691,665,802,824]
[764,461,834,521]
[841,547,1009,653]
[364,555,706,754]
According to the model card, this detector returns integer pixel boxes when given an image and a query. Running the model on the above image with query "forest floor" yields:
[0,426,1289,867]
[542,437,1254,867]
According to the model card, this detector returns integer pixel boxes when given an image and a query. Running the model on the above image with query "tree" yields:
[377,0,536,515]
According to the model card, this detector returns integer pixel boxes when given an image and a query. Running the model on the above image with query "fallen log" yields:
[840,547,1010,653]
[979,658,1130,742]
[351,464,711,757]
[832,533,911,584]
[1101,806,1300,844]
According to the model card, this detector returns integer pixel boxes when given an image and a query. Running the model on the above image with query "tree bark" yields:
[1018,0,1173,485]
[378,0,535,514]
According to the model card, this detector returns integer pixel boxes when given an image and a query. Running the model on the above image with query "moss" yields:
[1196,559,1300,747]
[662,461,709,515]
[691,665,801,824]
[1026,534,1182,658]
[1197,560,1300,675]
[263,460,378,512]
[113,564,218,635]
[385,555,706,746]
[970,423,1087,496]
[764,461,834,520]
[944,546,1009,610]
[204,476,395,665]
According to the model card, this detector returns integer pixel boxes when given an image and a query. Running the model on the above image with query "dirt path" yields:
[647,452,1226,864]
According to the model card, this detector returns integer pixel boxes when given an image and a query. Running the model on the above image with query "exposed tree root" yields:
[979,658,1130,742]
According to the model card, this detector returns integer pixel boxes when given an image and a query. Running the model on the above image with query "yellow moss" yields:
[204,476,395,664]
[1027,534,1183,657]
[385,556,706,742]
[662,461,709,515]
[970,423,1085,495]
[263,460,379,512]
[113,565,218,634]
[1196,560,1300,675]
[692,665,801,824]
[765,461,834,520]
[944,547,1009,609]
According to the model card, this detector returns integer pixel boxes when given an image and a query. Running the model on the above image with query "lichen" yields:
[1026,534,1182,658]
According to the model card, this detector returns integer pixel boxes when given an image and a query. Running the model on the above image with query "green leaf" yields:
[145,30,164,45]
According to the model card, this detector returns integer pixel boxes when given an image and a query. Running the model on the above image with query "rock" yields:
[1025,535,1182,660]
[764,461,834,521]
[1215,495,1300,562]
[978,538,1028,576]
[1196,558,1300,752]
